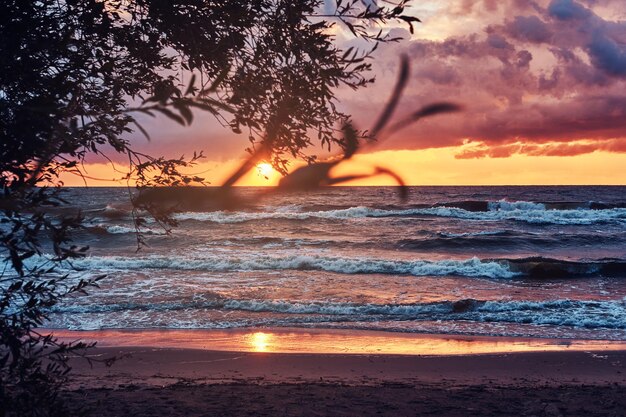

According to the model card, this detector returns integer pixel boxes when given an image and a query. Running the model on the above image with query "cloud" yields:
[548,0,592,20]
[455,138,626,158]
[589,31,626,76]
[342,0,626,158]
[116,0,626,163]
[507,15,553,43]
[414,62,462,86]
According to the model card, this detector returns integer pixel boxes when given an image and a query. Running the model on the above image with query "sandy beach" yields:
[54,328,626,416]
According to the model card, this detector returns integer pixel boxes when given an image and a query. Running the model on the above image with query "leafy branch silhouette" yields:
[136,55,461,210]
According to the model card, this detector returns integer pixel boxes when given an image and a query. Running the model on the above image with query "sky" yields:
[65,0,626,186]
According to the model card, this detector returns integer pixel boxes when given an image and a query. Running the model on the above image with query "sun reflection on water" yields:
[50,328,626,355]
[248,332,272,352]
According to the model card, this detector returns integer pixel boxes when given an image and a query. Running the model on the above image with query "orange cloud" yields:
[455,139,626,159]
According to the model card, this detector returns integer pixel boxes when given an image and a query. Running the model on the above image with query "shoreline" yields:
[68,346,626,388]
[55,328,626,416]
[50,327,626,355]
[58,327,626,388]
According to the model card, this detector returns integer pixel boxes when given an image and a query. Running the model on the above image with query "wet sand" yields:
[56,329,626,416]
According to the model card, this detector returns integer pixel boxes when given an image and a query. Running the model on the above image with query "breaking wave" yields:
[59,254,626,279]
[50,298,626,330]
[69,255,517,279]
[86,224,167,235]
[171,201,626,225]
[398,231,626,251]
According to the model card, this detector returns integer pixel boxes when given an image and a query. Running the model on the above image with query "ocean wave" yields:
[440,199,626,212]
[83,204,131,220]
[420,206,626,225]
[398,231,626,251]
[50,298,626,330]
[436,230,510,238]
[56,254,626,279]
[487,200,546,211]
[503,257,626,278]
[86,224,167,235]
[202,236,334,247]
[171,204,626,225]
[172,206,384,223]
[436,200,546,211]
[67,254,517,278]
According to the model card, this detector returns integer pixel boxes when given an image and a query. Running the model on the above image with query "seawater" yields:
[36,186,626,340]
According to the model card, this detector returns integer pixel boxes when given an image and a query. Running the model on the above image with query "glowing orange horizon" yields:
[59,146,626,187]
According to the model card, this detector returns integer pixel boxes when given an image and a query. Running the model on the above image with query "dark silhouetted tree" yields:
[0,1,420,415]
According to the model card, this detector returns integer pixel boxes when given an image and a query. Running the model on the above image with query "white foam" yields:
[172,206,383,223]
[68,254,518,279]
[488,200,546,211]
[438,230,507,238]
[474,299,626,329]
[220,299,451,315]
[94,224,167,235]
[421,207,626,225]
[48,298,626,331]
[170,205,626,225]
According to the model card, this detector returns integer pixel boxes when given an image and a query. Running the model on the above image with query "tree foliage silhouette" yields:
[0,1,420,415]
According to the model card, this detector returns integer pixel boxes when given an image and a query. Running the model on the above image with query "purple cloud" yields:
[344,0,626,158]
[507,15,553,43]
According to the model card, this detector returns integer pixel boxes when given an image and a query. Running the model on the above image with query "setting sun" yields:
[256,163,276,180]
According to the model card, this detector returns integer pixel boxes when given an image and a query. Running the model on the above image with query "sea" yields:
[42,186,626,340]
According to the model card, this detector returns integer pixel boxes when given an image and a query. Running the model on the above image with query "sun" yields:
[256,162,275,179]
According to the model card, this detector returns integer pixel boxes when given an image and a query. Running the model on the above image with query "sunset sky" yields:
[66,0,626,186]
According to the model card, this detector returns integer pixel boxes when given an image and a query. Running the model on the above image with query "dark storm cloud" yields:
[589,32,626,77]
[548,0,592,20]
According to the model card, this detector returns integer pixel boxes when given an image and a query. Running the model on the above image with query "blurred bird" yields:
[275,55,461,200]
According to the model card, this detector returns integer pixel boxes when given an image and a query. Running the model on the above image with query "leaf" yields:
[174,102,194,125]
[155,107,186,126]
[133,120,151,141]
[369,54,409,138]
[344,21,357,37]
[399,15,422,23]
[204,66,231,94]
[188,101,220,115]
[341,122,358,159]
[398,15,422,34]
[184,74,196,96]
[386,102,463,136]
